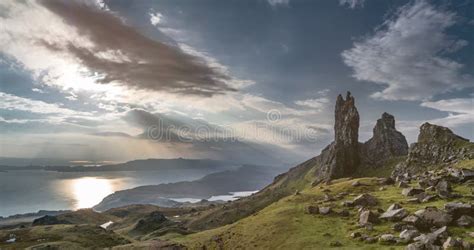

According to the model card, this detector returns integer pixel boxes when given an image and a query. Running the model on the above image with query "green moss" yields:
[173,177,473,249]
[454,159,474,170]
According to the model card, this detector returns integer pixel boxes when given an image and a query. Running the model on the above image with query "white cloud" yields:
[421,98,474,114]
[149,11,163,26]
[0,92,90,116]
[267,0,290,6]
[339,0,365,9]
[342,0,473,101]
[295,97,329,110]
[421,98,474,127]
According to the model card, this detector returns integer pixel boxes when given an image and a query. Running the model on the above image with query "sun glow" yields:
[71,177,113,209]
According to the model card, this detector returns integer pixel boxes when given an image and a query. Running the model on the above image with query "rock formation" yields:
[361,112,408,167]
[315,92,360,181]
[393,123,473,176]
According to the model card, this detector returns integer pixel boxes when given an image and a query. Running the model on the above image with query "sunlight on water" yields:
[71,177,114,209]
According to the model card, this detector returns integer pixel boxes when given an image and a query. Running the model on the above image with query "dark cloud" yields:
[38,0,235,96]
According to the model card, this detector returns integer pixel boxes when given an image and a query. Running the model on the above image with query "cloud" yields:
[267,0,290,6]
[0,92,90,116]
[342,0,473,101]
[339,0,365,9]
[149,11,163,26]
[1,0,235,97]
[421,98,474,114]
[420,98,473,127]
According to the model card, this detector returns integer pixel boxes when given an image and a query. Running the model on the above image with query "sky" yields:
[0,0,473,166]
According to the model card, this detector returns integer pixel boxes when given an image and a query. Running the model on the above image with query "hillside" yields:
[1,93,472,249]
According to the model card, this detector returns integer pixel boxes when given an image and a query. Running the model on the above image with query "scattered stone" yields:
[353,193,378,207]
[379,208,409,221]
[469,232,474,238]
[406,241,425,250]
[420,194,437,203]
[403,215,426,230]
[387,203,402,211]
[425,186,436,192]
[400,229,420,242]
[414,207,453,228]
[306,205,319,215]
[379,234,396,244]
[461,168,474,181]
[379,186,386,191]
[456,215,473,227]
[461,241,472,250]
[435,180,452,193]
[398,181,410,188]
[402,187,425,197]
[359,210,379,225]
[407,198,420,203]
[337,209,350,217]
[319,207,332,215]
[444,202,473,219]
[352,180,361,187]
[341,200,354,207]
[323,193,335,202]
[442,237,460,249]
[364,237,376,244]
[350,232,361,238]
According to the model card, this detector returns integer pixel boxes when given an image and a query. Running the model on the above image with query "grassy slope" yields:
[170,177,473,249]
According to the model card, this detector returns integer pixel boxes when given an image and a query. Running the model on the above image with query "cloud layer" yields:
[1,0,235,96]
[342,0,473,101]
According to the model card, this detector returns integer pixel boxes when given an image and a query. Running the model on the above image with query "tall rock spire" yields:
[316,92,360,181]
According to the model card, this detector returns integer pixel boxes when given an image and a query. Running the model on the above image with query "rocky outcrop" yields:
[406,123,472,167]
[393,123,473,176]
[361,112,408,167]
[315,92,360,181]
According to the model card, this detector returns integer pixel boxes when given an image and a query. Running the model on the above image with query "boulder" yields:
[456,215,473,227]
[400,229,421,242]
[406,241,426,250]
[306,205,319,215]
[442,237,460,249]
[387,203,402,211]
[398,181,410,188]
[414,207,453,228]
[403,215,426,230]
[436,180,452,194]
[319,207,332,215]
[444,202,473,219]
[379,234,396,244]
[379,208,409,222]
[402,188,425,197]
[351,180,361,187]
[359,210,379,225]
[353,193,378,207]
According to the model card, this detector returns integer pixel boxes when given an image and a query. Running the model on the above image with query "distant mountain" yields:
[0,158,237,173]
[94,164,287,211]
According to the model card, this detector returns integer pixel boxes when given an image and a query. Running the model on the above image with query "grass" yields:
[454,159,474,170]
[171,177,473,249]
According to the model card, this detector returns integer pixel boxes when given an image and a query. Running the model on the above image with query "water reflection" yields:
[70,177,115,209]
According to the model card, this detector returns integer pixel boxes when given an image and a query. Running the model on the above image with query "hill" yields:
[1,92,472,249]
